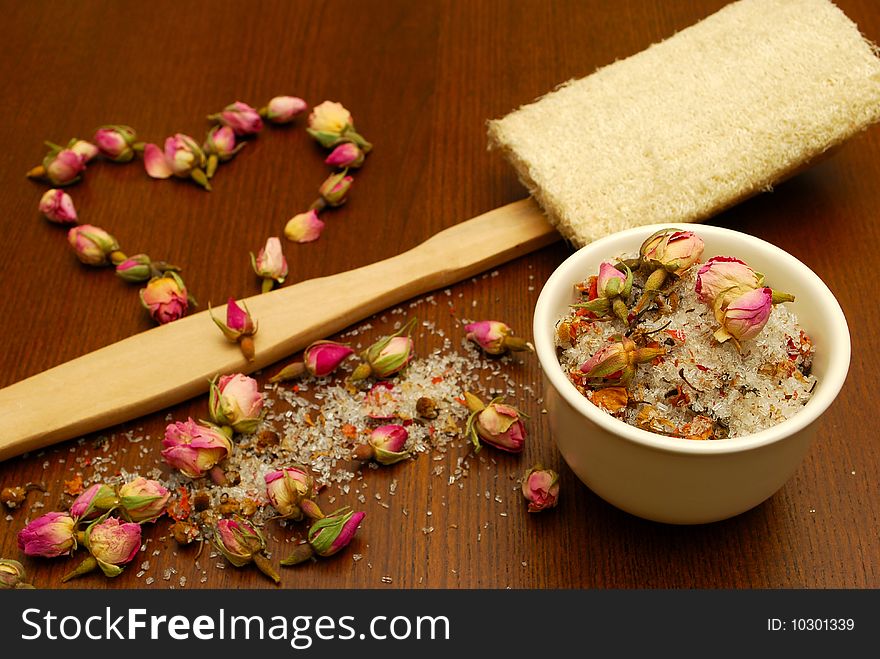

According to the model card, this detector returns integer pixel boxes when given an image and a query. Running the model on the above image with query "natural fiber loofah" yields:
[488,0,880,247]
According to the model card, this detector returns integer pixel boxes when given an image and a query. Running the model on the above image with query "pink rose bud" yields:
[367,424,410,465]
[265,466,322,521]
[263,96,308,124]
[17,512,77,558]
[118,477,170,523]
[696,256,763,310]
[144,133,210,190]
[161,418,233,478]
[251,236,288,292]
[596,262,632,299]
[465,320,531,355]
[284,209,325,243]
[70,483,116,521]
[67,224,121,266]
[522,465,560,513]
[140,272,190,324]
[70,140,99,163]
[325,142,365,168]
[713,286,773,345]
[94,125,138,162]
[269,340,353,382]
[579,335,665,387]
[317,170,354,207]
[349,318,418,382]
[210,298,258,360]
[464,394,526,453]
[83,517,141,577]
[209,373,264,434]
[209,101,263,136]
[308,508,365,558]
[213,516,279,583]
[47,148,88,185]
[0,558,32,589]
[115,253,153,283]
[640,229,705,275]
[202,126,245,178]
[39,188,77,224]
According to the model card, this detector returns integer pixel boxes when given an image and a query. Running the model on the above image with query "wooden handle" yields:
[0,198,557,461]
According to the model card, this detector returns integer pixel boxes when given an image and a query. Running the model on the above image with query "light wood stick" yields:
[0,198,557,461]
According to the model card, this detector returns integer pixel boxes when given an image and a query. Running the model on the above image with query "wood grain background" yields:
[0,0,877,589]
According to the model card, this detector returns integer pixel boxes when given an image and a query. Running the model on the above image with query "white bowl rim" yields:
[533,223,851,456]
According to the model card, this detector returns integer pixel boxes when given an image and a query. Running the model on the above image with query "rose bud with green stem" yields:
[325,142,365,168]
[143,133,211,190]
[209,373,264,434]
[313,169,353,210]
[213,516,279,584]
[251,236,288,293]
[463,391,527,453]
[269,340,354,382]
[118,477,170,523]
[210,298,258,360]
[68,225,125,266]
[17,512,77,558]
[281,507,366,567]
[27,141,88,186]
[307,100,372,151]
[464,320,532,355]
[265,466,324,521]
[522,465,560,513]
[634,229,704,313]
[0,559,34,589]
[140,271,191,324]
[208,101,263,136]
[203,125,245,177]
[69,483,117,522]
[94,125,142,163]
[572,261,633,323]
[62,516,141,582]
[352,424,410,465]
[348,318,417,383]
[578,334,666,388]
[161,418,233,482]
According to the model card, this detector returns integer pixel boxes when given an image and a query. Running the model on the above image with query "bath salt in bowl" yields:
[533,224,850,524]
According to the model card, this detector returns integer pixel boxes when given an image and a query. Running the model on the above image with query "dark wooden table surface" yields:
[1,0,877,590]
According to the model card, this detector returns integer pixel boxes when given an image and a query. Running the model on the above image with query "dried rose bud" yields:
[464,392,526,453]
[579,335,665,388]
[140,272,190,324]
[0,558,33,589]
[84,517,141,577]
[713,286,774,345]
[67,224,122,266]
[210,298,258,360]
[261,95,308,124]
[270,340,354,382]
[161,418,233,479]
[202,125,245,178]
[325,142,365,168]
[116,254,152,282]
[635,229,705,313]
[144,133,210,190]
[213,516,279,583]
[465,320,531,355]
[209,373,264,434]
[118,477,170,523]
[282,508,365,566]
[251,236,288,293]
[70,483,116,522]
[28,142,89,186]
[522,465,560,513]
[317,170,354,207]
[357,424,410,465]
[94,125,139,162]
[349,319,417,382]
[209,101,264,136]
[39,188,77,224]
[17,511,77,558]
[172,520,200,545]
[70,139,99,163]
[265,466,323,521]
[574,262,633,322]
[696,257,763,309]
[307,100,372,151]
[284,209,325,243]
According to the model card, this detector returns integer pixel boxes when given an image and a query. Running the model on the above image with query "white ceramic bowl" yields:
[533,224,850,524]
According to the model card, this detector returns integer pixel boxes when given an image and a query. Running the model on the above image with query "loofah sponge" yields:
[488,0,880,247]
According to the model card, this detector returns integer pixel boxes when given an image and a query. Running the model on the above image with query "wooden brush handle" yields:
[0,198,557,461]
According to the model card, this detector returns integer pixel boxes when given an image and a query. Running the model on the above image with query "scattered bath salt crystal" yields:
[5,515,12,522]
[381,576,393,584]
[809,508,816,513]
[200,575,208,584]
[494,495,503,503]
[140,561,150,570]
[152,549,161,556]
[162,568,173,581]
[421,526,434,534]
[374,493,382,500]
[426,511,432,516]
[402,508,409,516]
[136,571,145,578]
[389,479,398,495]
[145,577,155,585]
[353,554,363,562]
[179,576,186,588]
[379,502,390,509]
[499,512,508,517]
[521,561,528,567]
[216,563,226,569]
